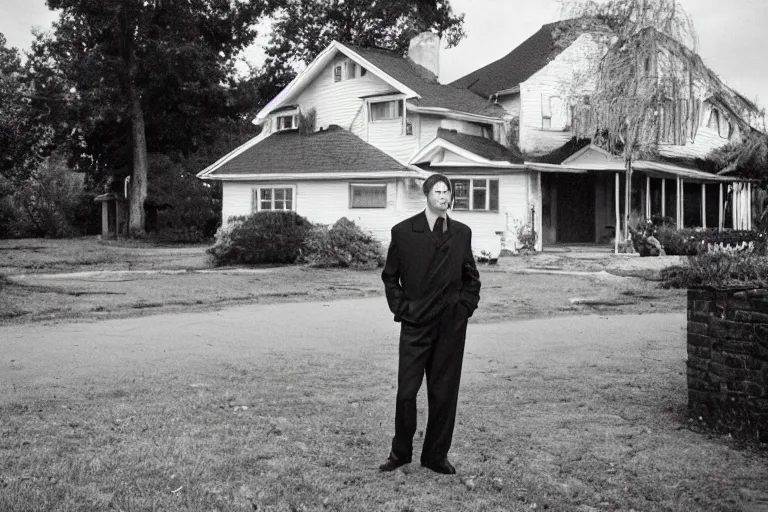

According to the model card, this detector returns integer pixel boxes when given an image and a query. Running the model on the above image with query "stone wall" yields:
[687,288,768,443]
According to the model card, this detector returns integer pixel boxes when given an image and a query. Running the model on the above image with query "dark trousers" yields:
[390,304,468,464]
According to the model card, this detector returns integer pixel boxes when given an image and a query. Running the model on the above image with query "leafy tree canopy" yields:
[261,0,466,98]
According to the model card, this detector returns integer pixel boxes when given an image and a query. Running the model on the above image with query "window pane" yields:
[285,189,293,200]
[370,101,401,121]
[334,66,342,82]
[347,63,356,79]
[351,184,386,208]
[274,189,285,201]
[452,180,470,210]
[489,180,499,211]
[260,201,272,210]
[472,180,487,210]
[261,189,272,201]
[274,200,285,210]
[285,200,293,210]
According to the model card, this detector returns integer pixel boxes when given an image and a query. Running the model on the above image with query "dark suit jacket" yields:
[381,210,481,325]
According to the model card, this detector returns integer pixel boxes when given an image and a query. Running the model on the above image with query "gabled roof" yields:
[410,128,524,169]
[199,126,413,179]
[349,46,506,118]
[451,18,608,98]
[434,128,524,163]
[255,41,506,124]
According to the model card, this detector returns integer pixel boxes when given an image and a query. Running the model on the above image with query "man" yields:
[379,173,481,475]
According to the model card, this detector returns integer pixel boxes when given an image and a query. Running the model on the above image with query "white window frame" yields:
[449,178,499,212]
[251,185,297,212]
[369,99,404,122]
[349,183,388,209]
[276,114,298,132]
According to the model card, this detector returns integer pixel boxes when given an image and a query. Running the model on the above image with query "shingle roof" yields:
[208,126,408,176]
[436,128,524,163]
[348,45,507,118]
[451,19,606,98]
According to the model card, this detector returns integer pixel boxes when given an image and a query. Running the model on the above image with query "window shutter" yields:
[489,180,499,211]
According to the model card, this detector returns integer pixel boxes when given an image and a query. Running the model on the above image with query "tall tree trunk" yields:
[128,84,148,235]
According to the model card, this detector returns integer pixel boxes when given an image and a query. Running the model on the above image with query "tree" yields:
[261,0,466,96]
[557,0,759,238]
[40,0,278,235]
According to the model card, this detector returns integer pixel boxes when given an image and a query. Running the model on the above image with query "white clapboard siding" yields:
[294,56,398,131]
[419,116,442,147]
[367,118,419,163]
[222,175,530,252]
[519,34,603,154]
[657,126,735,160]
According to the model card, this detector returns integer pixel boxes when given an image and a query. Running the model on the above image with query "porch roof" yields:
[524,160,747,183]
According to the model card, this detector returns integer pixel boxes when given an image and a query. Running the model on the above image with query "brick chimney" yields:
[407,31,440,80]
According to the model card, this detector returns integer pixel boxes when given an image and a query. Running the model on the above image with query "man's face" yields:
[427,181,451,213]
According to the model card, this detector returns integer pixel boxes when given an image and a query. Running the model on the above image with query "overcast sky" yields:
[1,0,766,110]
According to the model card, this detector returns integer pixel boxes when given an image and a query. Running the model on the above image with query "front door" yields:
[556,174,595,243]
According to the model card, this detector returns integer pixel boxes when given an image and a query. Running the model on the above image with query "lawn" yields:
[1,237,766,511]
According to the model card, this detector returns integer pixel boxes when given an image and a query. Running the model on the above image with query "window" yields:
[449,178,499,211]
[276,114,297,131]
[346,62,356,80]
[333,65,342,82]
[333,60,364,82]
[350,183,387,208]
[542,96,567,131]
[360,67,367,77]
[370,100,403,121]
[252,187,294,212]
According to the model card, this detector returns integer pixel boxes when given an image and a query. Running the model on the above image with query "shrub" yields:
[12,155,85,238]
[653,227,767,256]
[207,211,312,266]
[303,217,384,270]
[660,251,768,289]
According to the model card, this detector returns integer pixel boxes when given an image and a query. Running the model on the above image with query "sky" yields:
[1,0,766,110]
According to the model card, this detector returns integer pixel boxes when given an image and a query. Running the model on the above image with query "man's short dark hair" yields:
[422,173,452,196]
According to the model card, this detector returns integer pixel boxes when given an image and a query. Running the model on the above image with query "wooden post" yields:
[101,202,109,237]
[624,159,632,239]
[748,182,752,230]
[680,179,684,228]
[615,172,620,254]
[718,183,724,231]
[661,179,666,217]
[646,175,651,218]
[676,178,683,228]
[701,183,706,229]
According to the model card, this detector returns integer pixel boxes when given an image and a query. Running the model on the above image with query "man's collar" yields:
[423,208,448,232]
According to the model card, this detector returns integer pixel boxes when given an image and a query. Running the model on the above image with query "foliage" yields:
[660,251,768,289]
[12,155,86,238]
[559,0,758,164]
[207,211,313,266]
[709,131,768,182]
[32,0,278,234]
[0,174,17,238]
[261,0,466,93]
[653,227,766,256]
[302,218,385,269]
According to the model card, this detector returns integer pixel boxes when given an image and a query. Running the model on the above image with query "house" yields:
[199,22,760,254]
[452,20,760,249]
[198,33,533,254]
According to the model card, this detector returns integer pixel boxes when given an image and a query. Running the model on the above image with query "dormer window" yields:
[276,113,298,131]
[370,100,403,121]
[333,65,342,83]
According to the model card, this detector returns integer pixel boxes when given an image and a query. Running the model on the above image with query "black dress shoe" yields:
[378,453,411,472]
[421,459,456,475]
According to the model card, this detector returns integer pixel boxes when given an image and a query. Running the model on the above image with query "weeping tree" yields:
[557,0,760,237]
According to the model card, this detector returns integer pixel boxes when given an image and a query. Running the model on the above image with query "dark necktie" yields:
[433,217,444,242]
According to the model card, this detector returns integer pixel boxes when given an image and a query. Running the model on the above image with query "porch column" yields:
[718,183,724,231]
[701,183,706,229]
[661,179,666,217]
[615,172,620,254]
[748,182,752,230]
[624,165,631,239]
[676,178,684,228]
[645,176,651,218]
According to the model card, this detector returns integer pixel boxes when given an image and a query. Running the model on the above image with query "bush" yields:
[653,227,767,256]
[660,251,768,289]
[12,155,85,238]
[207,211,312,266]
[302,217,385,270]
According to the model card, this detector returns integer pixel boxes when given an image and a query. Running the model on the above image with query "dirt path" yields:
[1,297,683,398]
